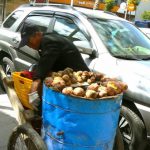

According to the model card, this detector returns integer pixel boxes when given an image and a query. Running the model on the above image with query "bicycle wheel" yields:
[7,123,47,150]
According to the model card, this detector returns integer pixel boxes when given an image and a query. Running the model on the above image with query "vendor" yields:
[19,23,89,110]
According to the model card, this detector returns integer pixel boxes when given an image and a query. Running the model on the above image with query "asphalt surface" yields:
[0,87,17,150]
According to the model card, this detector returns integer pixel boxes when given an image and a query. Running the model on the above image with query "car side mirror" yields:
[89,50,97,59]
[73,41,97,59]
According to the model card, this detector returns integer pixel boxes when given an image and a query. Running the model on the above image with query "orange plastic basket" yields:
[12,72,33,109]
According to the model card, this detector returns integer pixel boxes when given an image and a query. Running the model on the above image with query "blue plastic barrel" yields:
[42,84,122,150]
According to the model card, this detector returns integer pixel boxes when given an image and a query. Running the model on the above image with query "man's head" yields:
[19,23,43,50]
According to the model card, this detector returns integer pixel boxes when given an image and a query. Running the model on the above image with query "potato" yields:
[106,86,116,96]
[51,72,58,78]
[89,72,94,77]
[101,76,117,82]
[73,87,85,97]
[73,71,77,76]
[87,83,99,91]
[52,77,66,88]
[64,67,74,74]
[101,81,108,87]
[65,67,74,73]
[77,76,83,83]
[90,76,96,83]
[114,82,123,94]
[82,71,90,76]
[62,87,73,95]
[98,90,107,98]
[52,83,66,91]
[69,73,73,78]
[85,90,98,99]
[45,77,53,87]
[81,75,87,81]
[76,71,83,76]
[62,74,70,82]
[107,81,118,88]
[98,86,108,97]
[98,86,107,92]
[71,77,77,84]
[65,80,72,86]
[118,82,128,92]
[87,79,92,84]
[57,71,64,77]
[53,77,63,81]
[95,72,104,81]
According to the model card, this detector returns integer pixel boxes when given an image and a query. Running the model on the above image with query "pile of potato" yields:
[44,68,127,99]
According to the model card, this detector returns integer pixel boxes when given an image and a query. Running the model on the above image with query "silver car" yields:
[140,28,150,38]
[0,4,150,150]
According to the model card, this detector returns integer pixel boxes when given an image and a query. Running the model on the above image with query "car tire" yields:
[0,57,15,91]
[119,105,147,150]
[113,128,124,150]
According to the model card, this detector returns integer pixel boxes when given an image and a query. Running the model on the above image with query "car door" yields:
[0,10,25,47]
[14,11,54,71]
[52,13,97,71]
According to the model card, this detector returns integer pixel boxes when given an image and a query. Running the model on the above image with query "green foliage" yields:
[104,0,115,11]
[127,0,140,5]
[141,11,150,20]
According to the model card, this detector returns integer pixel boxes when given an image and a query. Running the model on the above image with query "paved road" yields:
[0,88,17,150]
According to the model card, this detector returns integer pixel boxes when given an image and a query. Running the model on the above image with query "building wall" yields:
[5,0,28,17]
[135,0,150,21]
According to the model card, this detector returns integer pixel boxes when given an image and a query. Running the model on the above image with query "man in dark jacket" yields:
[19,23,89,110]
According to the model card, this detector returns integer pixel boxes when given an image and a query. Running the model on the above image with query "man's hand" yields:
[30,79,41,93]
[28,91,40,111]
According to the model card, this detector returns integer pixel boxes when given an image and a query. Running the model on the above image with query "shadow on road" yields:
[0,110,17,150]
[0,93,17,150]
[0,85,5,95]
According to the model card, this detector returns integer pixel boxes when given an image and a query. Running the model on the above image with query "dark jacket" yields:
[34,33,89,80]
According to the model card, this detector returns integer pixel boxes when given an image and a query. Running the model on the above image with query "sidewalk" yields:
[0,94,17,150]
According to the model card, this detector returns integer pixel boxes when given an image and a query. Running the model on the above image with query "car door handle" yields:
[12,38,19,44]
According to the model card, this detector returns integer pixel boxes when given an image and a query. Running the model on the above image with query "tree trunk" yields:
[93,0,100,10]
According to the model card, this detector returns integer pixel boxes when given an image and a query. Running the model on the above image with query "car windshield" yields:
[89,18,150,60]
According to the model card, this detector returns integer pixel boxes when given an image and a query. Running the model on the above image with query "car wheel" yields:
[113,128,124,150]
[119,105,147,150]
[0,57,15,91]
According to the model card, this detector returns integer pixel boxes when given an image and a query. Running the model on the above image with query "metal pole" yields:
[124,10,127,19]
[124,2,128,20]
[93,0,100,10]
[70,0,74,7]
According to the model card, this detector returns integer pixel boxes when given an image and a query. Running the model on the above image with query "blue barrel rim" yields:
[44,84,123,102]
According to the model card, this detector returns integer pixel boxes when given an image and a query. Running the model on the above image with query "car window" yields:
[3,10,24,28]
[21,15,52,32]
[89,18,150,60]
[53,17,92,51]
